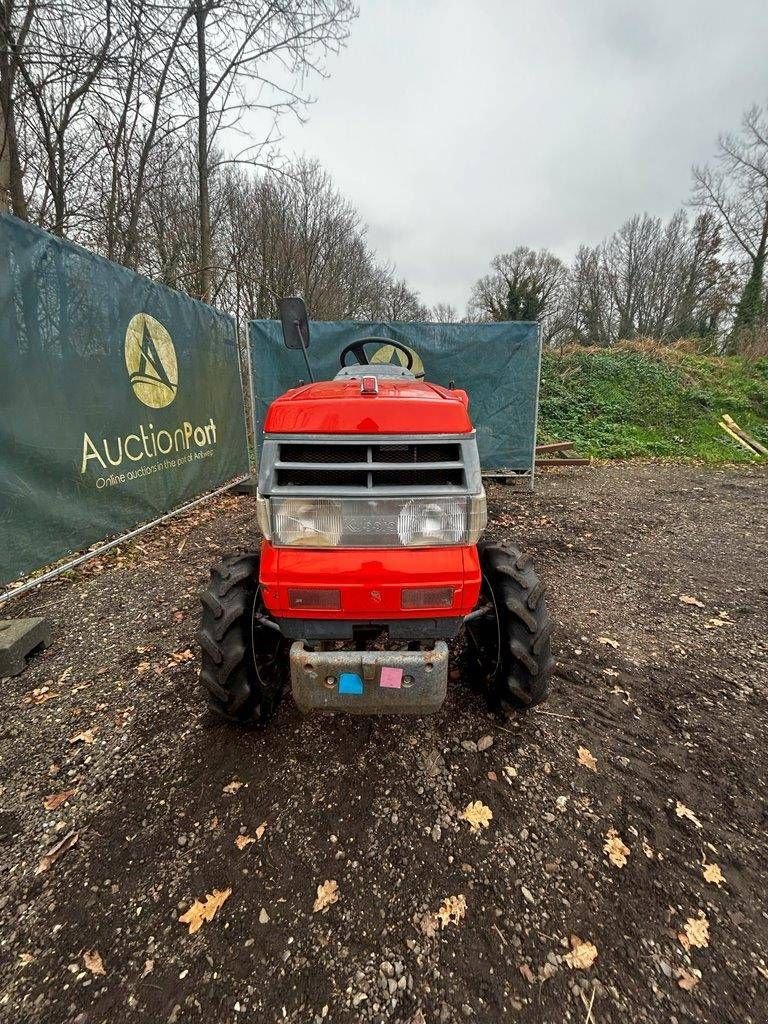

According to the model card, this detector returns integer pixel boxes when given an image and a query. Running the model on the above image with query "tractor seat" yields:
[334,364,416,380]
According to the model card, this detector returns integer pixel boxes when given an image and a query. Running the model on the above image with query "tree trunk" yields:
[0,31,28,219]
[729,204,768,352]
[195,0,211,302]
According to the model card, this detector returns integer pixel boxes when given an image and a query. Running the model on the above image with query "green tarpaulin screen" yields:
[0,213,249,586]
[249,319,541,471]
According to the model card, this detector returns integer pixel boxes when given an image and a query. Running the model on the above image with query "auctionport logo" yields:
[80,313,218,488]
[124,313,178,408]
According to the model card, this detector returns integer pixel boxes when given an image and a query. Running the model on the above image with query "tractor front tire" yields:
[473,542,554,711]
[197,553,285,725]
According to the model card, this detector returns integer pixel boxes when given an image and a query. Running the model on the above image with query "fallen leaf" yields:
[68,728,96,745]
[704,618,728,629]
[235,835,256,851]
[519,963,536,983]
[58,667,73,684]
[170,649,194,663]
[679,912,709,950]
[136,661,151,675]
[313,880,339,914]
[679,595,705,608]
[702,861,725,887]
[18,952,35,966]
[564,935,598,969]
[223,780,244,795]
[178,888,231,934]
[460,800,493,832]
[597,636,619,648]
[23,686,57,706]
[84,950,105,976]
[603,828,630,868]
[415,910,439,938]
[577,746,597,772]
[255,822,267,840]
[676,801,703,828]
[437,894,467,928]
[43,788,77,811]
[35,831,79,874]
[676,967,700,990]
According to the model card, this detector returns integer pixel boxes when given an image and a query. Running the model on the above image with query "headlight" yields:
[272,498,342,547]
[397,499,465,546]
[269,493,487,548]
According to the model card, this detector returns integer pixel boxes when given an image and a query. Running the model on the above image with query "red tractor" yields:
[198,298,553,724]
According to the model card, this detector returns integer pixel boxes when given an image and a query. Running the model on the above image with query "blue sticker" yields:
[338,672,364,695]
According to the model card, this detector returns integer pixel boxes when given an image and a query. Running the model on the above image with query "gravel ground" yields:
[1,462,767,1024]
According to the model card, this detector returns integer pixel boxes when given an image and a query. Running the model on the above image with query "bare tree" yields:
[467,247,567,342]
[430,301,457,323]
[555,211,735,348]
[693,102,768,345]
[188,0,356,301]
[1,0,115,235]
[370,277,429,322]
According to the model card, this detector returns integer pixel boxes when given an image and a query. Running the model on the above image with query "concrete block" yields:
[0,618,51,677]
[232,476,258,495]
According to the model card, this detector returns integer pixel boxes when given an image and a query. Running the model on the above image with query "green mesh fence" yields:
[249,319,541,471]
[0,213,249,586]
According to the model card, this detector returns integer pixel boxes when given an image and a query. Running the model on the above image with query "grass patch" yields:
[538,348,768,462]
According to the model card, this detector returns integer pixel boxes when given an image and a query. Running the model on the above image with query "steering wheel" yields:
[339,336,415,371]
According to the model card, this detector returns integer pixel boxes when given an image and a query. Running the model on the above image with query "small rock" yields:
[521,886,535,904]
[477,735,494,752]
[519,828,529,842]
[380,961,394,978]
[177,836,187,847]
[352,993,368,1007]
[259,908,270,925]
[461,740,477,752]
[431,825,442,842]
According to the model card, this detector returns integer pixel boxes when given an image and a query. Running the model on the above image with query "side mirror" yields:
[279,296,310,350]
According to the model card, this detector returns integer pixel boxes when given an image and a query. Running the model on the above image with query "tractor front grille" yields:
[259,435,480,497]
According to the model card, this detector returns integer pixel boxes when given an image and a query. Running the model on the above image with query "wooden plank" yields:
[722,415,768,456]
[719,421,759,455]
[536,457,590,467]
[535,441,574,454]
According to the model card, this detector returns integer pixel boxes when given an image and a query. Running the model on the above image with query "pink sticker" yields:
[379,666,403,689]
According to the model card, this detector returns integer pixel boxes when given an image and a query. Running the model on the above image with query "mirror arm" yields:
[295,320,315,383]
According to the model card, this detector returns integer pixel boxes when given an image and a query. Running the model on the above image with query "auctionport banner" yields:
[0,213,249,586]
[249,319,541,473]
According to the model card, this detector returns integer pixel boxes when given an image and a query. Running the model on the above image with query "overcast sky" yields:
[283,0,768,312]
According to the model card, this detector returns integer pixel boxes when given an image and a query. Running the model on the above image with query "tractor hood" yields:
[264,378,472,434]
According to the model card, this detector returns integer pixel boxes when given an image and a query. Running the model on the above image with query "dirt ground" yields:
[1,462,767,1024]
